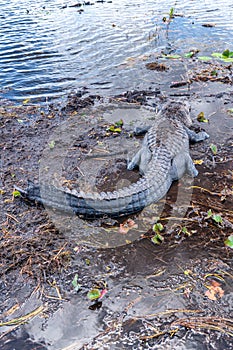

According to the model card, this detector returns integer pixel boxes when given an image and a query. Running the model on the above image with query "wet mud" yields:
[0,83,233,349]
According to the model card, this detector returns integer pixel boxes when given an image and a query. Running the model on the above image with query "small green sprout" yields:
[210,144,217,155]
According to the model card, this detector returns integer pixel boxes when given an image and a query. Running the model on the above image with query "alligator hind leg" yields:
[185,127,209,143]
[171,152,198,180]
[186,153,198,177]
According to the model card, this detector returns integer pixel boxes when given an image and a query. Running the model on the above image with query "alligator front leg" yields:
[127,135,152,174]
[127,146,152,174]
[185,127,209,143]
[133,125,151,136]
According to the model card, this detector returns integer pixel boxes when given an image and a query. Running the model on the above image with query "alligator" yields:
[15,101,209,218]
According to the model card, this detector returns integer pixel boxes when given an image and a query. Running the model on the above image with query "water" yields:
[0,0,233,103]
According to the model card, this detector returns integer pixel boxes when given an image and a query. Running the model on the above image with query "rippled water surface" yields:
[1,0,233,102]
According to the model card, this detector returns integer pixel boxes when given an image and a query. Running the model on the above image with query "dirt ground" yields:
[0,84,233,349]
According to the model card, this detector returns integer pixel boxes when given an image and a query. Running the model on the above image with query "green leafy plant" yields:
[151,233,164,244]
[159,48,233,62]
[162,8,175,23]
[12,190,21,198]
[198,56,212,61]
[212,214,223,224]
[49,140,55,149]
[107,119,124,133]
[115,119,123,127]
[211,70,218,76]
[207,209,223,224]
[169,7,174,19]
[184,49,199,59]
[151,222,164,244]
[153,222,164,232]
[222,49,233,58]
[197,111,209,123]
[85,258,90,265]
[87,288,101,300]
[210,144,217,155]
[163,54,181,59]
[107,125,122,133]
[181,226,191,236]
[225,235,233,249]
[211,49,233,62]
[72,274,81,292]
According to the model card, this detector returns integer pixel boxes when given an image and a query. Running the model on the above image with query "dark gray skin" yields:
[15,101,209,218]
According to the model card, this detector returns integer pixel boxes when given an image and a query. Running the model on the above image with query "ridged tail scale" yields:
[15,147,172,218]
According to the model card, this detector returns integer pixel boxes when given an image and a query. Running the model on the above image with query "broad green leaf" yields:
[211,70,218,76]
[164,54,181,59]
[227,108,233,114]
[184,52,193,58]
[224,235,233,249]
[222,49,231,58]
[182,227,191,236]
[212,51,233,61]
[108,125,115,132]
[207,209,222,224]
[198,56,212,61]
[211,52,223,58]
[221,57,233,62]
[108,125,122,133]
[87,288,101,300]
[115,119,124,127]
[151,233,164,245]
[210,144,217,155]
[113,127,122,133]
[153,223,164,233]
[212,214,223,224]
[184,51,195,58]
[169,7,174,18]
[12,190,21,197]
[197,111,208,123]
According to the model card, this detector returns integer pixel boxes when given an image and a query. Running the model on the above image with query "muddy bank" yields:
[0,86,233,349]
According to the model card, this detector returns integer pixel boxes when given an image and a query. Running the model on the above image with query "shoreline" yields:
[0,86,233,348]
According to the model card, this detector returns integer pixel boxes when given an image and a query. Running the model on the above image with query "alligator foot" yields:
[185,127,209,143]
[186,155,199,177]
[127,145,152,174]
[133,125,151,136]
